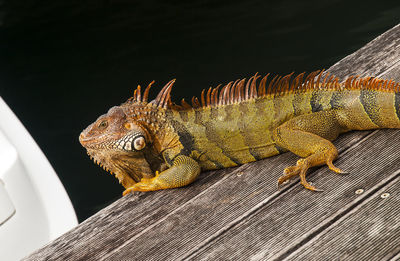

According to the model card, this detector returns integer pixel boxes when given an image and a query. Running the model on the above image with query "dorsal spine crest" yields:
[127,70,400,111]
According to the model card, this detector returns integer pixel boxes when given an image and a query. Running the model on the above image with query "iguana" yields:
[79,70,400,195]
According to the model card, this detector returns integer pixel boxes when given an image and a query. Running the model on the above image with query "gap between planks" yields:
[388,246,400,260]
[99,164,246,260]
[274,169,400,261]
[181,130,378,260]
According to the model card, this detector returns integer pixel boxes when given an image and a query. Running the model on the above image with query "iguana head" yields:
[79,105,156,188]
[79,80,176,189]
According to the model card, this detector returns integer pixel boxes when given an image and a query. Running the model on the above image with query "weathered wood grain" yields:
[288,172,400,260]
[23,24,400,260]
[22,131,369,261]
[328,23,400,79]
[20,167,234,260]
[188,129,400,260]
[100,132,370,260]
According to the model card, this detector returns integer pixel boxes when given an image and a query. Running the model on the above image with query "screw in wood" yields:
[380,192,390,199]
[355,189,364,194]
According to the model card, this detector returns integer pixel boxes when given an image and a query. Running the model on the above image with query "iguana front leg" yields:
[273,110,346,191]
[123,155,201,195]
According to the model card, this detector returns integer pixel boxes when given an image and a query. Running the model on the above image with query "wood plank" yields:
[20,168,233,261]
[327,24,400,79]
[101,132,371,260]
[21,131,368,261]
[187,129,400,260]
[287,173,400,260]
[23,23,400,260]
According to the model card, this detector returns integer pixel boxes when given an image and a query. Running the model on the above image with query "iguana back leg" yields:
[273,110,346,191]
[123,155,201,195]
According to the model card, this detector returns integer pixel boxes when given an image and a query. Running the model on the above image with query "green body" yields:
[167,89,400,170]
[80,72,400,194]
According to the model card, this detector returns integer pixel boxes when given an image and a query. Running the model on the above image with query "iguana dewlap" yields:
[79,71,400,195]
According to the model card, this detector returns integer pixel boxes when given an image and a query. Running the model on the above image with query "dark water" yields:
[0,0,399,222]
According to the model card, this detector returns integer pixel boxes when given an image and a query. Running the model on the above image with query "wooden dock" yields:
[23,24,400,260]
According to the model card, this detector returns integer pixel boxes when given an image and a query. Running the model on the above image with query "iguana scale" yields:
[79,70,400,195]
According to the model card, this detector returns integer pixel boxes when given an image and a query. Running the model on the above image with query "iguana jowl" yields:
[79,71,400,195]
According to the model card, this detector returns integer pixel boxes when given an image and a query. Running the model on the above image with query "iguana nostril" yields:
[79,132,87,145]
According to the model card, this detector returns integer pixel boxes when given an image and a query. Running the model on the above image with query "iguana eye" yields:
[133,136,146,151]
[98,120,108,129]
